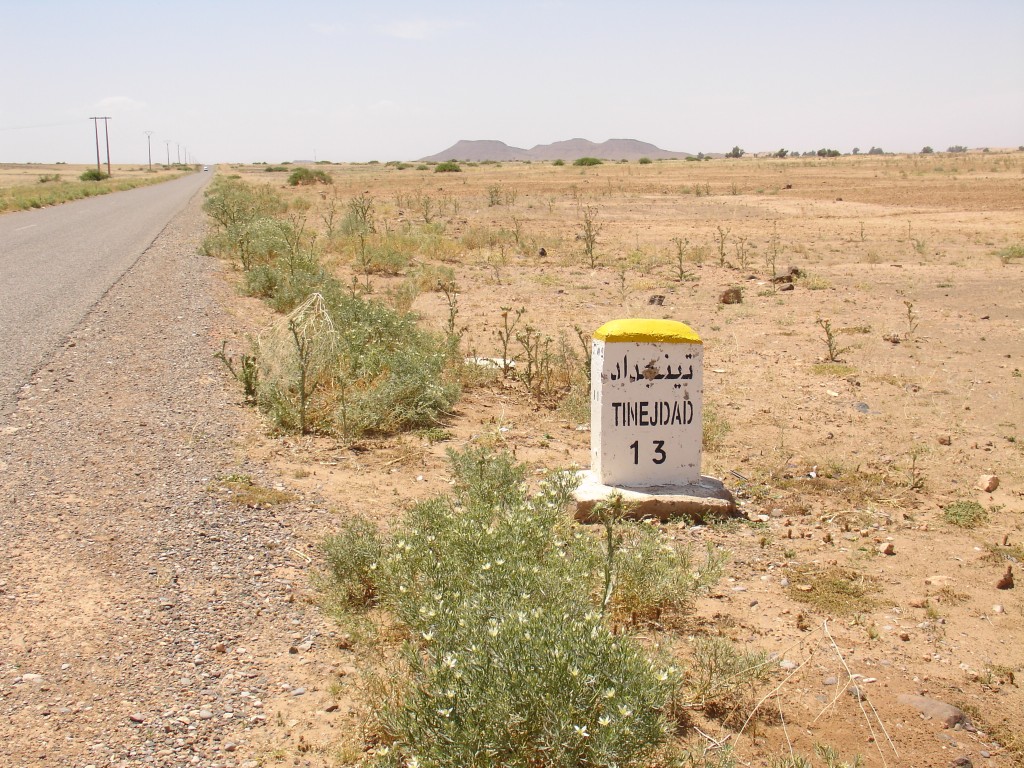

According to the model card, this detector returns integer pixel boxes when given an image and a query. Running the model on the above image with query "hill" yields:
[421,138,691,162]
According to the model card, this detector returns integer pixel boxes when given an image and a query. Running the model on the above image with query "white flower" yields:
[599,715,611,727]
[617,705,633,718]
[422,630,434,641]
[437,707,452,718]
[407,757,421,768]
[443,653,457,669]
[603,688,615,699]
[573,725,589,738]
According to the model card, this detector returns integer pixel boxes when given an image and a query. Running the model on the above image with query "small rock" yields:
[198,710,214,720]
[992,604,1004,614]
[291,687,306,696]
[878,542,896,556]
[849,685,867,701]
[996,566,1014,590]
[212,642,226,653]
[224,743,237,753]
[823,676,838,686]
[20,674,43,683]
[900,632,911,641]
[780,660,798,671]
[938,435,951,445]
[129,713,145,724]
[897,693,969,728]
[779,283,795,292]
[324,703,339,713]
[976,474,999,493]
[950,758,973,768]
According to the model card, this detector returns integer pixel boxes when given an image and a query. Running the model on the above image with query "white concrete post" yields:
[591,319,703,487]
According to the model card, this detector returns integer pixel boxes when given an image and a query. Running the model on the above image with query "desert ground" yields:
[3,151,1022,767]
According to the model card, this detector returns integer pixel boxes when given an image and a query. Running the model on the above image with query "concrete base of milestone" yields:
[573,470,738,523]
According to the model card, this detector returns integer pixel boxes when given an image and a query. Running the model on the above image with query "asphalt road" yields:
[0,171,212,416]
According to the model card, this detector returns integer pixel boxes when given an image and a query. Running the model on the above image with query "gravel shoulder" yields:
[0,190,340,768]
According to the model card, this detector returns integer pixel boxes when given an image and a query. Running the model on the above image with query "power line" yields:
[0,119,82,132]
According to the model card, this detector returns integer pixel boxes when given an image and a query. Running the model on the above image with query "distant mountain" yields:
[420,138,691,162]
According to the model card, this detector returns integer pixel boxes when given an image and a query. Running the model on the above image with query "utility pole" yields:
[145,131,154,171]
[164,140,171,166]
[90,117,102,174]
[100,117,112,177]
[176,143,181,164]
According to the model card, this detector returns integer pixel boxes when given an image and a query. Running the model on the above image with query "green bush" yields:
[323,448,729,766]
[943,500,987,528]
[552,159,565,166]
[611,522,725,623]
[288,167,332,186]
[725,146,745,158]
[356,450,682,767]
[323,516,384,608]
[79,168,109,181]
[638,157,652,164]
[434,161,462,173]
[573,156,603,166]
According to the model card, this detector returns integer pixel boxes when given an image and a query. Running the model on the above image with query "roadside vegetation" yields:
[0,165,194,213]
[203,175,459,437]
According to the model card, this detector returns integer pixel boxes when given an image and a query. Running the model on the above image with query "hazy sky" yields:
[2,0,1022,163]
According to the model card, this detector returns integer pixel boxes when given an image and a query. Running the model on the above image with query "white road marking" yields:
[15,224,37,231]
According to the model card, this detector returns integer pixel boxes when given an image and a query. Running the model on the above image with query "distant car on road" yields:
[203,166,209,171]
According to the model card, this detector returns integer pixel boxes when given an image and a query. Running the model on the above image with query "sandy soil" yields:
[226,153,1022,767]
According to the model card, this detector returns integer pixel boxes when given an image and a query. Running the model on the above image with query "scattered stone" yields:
[20,674,43,683]
[719,287,743,305]
[823,676,838,686]
[992,604,1004,614]
[900,632,911,641]
[779,283,795,292]
[198,710,214,720]
[878,542,896,556]
[849,685,867,701]
[950,758,973,768]
[976,475,999,493]
[129,713,145,724]
[897,693,969,728]
[291,687,306,696]
[938,435,952,446]
[780,660,798,671]
[996,566,1013,590]
[212,642,226,653]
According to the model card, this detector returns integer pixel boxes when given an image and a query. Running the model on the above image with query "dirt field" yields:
[4,152,1019,768]
[208,153,1022,767]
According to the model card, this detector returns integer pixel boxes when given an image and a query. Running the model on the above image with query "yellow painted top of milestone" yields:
[593,318,702,344]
